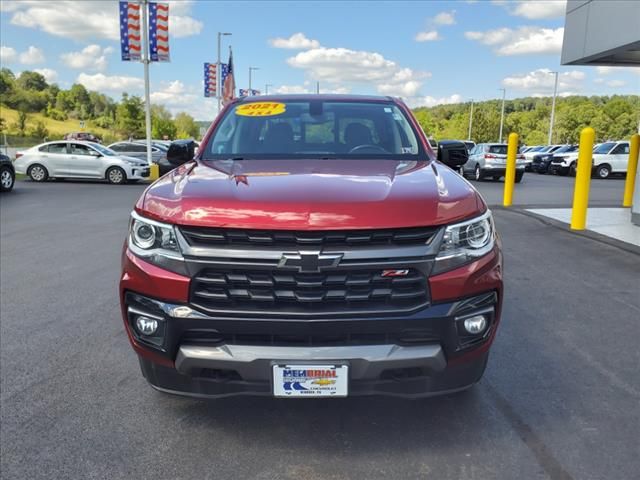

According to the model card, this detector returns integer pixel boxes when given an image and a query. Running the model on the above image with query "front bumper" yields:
[548,163,570,175]
[120,245,503,398]
[128,166,150,179]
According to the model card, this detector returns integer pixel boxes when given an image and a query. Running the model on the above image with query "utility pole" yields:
[141,0,152,166]
[265,84,273,95]
[498,88,506,143]
[548,71,559,145]
[316,81,320,94]
[217,32,232,112]
[249,66,259,94]
[468,99,474,141]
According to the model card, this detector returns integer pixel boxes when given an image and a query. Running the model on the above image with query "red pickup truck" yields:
[120,95,503,398]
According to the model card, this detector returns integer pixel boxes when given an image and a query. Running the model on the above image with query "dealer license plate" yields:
[272,364,348,398]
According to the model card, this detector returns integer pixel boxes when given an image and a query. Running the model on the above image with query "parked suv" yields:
[462,143,526,182]
[549,141,629,178]
[120,95,503,399]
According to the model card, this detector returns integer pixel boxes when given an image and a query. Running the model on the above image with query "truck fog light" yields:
[135,316,158,336]
[463,315,487,335]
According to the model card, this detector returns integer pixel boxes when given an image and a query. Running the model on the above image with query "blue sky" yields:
[1,0,638,120]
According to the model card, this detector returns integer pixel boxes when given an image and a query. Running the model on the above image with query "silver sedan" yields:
[14,141,150,184]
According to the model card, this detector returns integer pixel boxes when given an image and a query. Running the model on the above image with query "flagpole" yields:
[217,32,231,113]
[141,0,152,166]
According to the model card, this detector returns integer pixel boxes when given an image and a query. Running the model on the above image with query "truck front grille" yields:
[180,226,437,248]
[190,267,428,316]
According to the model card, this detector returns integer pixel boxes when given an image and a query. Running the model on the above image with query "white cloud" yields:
[0,45,18,64]
[596,66,613,75]
[493,0,566,19]
[61,45,113,71]
[287,47,430,97]
[34,68,58,83]
[606,80,626,88]
[269,33,320,50]
[594,78,605,84]
[502,68,585,94]
[465,27,563,55]
[76,73,143,92]
[273,84,350,94]
[7,0,201,40]
[433,11,456,25]
[406,94,464,108]
[415,31,441,42]
[18,46,44,64]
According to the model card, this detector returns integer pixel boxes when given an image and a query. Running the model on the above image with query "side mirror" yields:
[89,150,101,157]
[437,140,468,168]
[167,140,196,166]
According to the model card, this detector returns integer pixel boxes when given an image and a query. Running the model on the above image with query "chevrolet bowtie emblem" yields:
[278,251,343,272]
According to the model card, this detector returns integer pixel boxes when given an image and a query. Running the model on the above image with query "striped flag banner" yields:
[204,63,217,97]
[119,1,141,61]
[149,2,170,62]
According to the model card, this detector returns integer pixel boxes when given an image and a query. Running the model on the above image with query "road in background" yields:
[1,178,637,480]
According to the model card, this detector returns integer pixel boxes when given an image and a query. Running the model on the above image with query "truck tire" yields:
[595,164,611,179]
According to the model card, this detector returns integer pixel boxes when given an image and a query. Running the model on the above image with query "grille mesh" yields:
[190,268,428,315]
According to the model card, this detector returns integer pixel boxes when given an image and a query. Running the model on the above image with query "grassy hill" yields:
[0,106,115,143]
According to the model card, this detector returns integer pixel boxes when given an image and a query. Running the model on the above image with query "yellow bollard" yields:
[149,163,160,182]
[622,134,639,207]
[570,127,595,230]
[503,132,518,207]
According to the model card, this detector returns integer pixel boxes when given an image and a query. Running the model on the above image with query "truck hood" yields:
[137,159,484,229]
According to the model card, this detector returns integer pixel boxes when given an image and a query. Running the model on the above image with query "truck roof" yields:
[234,93,397,104]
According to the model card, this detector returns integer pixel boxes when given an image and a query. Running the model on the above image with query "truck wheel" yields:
[0,166,15,192]
[28,164,48,182]
[515,171,524,183]
[474,164,484,181]
[106,166,127,185]
[595,164,611,179]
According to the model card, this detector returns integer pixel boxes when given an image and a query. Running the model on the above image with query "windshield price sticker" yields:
[236,102,286,117]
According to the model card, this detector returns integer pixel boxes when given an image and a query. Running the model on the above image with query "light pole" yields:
[217,32,232,112]
[498,88,506,143]
[316,81,320,94]
[249,67,259,94]
[548,71,559,145]
[265,84,273,95]
[141,0,152,166]
[468,99,474,141]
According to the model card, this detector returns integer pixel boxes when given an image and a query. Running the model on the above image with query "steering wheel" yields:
[348,144,389,154]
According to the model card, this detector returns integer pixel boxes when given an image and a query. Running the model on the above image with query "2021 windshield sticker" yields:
[236,102,286,117]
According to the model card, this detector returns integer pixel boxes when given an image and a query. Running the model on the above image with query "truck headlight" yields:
[433,211,495,274]
[128,211,186,274]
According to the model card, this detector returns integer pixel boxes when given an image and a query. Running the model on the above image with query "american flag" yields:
[222,49,236,106]
[204,63,217,97]
[119,1,141,61]
[149,2,170,62]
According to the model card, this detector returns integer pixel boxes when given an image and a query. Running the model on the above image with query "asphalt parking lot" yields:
[1,174,638,480]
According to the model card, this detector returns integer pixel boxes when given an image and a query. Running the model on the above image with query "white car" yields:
[549,141,630,178]
[14,141,150,184]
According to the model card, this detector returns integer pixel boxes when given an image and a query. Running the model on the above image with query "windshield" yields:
[555,145,576,154]
[151,142,169,151]
[488,145,508,154]
[593,142,616,154]
[202,100,425,160]
[89,143,116,156]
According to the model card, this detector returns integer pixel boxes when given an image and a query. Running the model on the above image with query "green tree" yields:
[55,90,75,113]
[151,105,176,139]
[17,110,28,136]
[31,120,49,139]
[17,71,48,91]
[0,68,15,97]
[116,93,145,138]
[174,112,199,138]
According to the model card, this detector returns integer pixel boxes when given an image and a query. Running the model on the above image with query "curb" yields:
[493,206,640,256]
